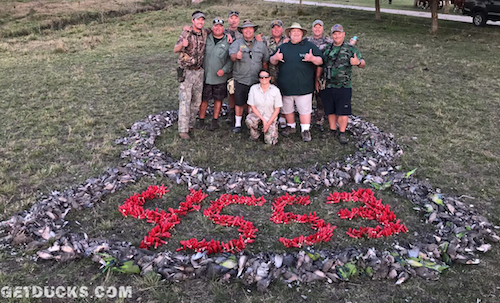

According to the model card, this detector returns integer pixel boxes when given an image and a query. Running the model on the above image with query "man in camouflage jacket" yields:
[306,20,332,132]
[317,24,365,145]
[173,11,208,140]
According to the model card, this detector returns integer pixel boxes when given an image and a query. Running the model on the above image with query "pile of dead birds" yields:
[0,109,498,290]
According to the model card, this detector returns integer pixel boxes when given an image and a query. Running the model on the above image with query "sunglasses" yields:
[213,18,224,25]
[229,11,239,16]
[259,75,270,79]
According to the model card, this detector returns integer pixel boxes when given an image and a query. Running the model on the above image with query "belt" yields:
[186,67,202,70]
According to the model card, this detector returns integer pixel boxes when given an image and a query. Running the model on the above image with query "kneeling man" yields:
[245,69,282,145]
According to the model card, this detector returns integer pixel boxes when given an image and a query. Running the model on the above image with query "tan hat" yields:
[238,19,259,33]
[285,22,307,37]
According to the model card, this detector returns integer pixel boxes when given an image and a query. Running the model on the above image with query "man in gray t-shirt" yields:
[228,19,269,133]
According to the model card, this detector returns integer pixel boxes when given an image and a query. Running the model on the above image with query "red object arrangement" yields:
[119,185,408,253]
[118,185,207,249]
[176,194,266,254]
[326,188,408,239]
[270,193,337,248]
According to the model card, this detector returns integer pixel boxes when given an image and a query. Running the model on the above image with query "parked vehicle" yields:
[463,0,500,26]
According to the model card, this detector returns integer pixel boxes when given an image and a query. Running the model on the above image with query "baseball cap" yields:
[192,11,206,20]
[331,24,344,33]
[270,20,283,28]
[228,11,239,17]
[312,20,324,27]
[213,17,224,25]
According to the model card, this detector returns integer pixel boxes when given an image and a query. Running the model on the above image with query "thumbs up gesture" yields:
[273,49,284,63]
[303,49,315,62]
[182,38,189,47]
[350,53,361,66]
[236,49,243,60]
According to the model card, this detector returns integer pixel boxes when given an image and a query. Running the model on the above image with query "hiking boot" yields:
[210,118,219,131]
[195,119,206,129]
[322,129,337,139]
[301,130,312,142]
[179,132,190,140]
[233,126,242,133]
[281,126,297,137]
[338,132,348,145]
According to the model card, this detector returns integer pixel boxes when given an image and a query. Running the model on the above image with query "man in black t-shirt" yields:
[270,22,323,142]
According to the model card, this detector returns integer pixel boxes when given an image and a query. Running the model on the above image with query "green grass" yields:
[1,0,500,302]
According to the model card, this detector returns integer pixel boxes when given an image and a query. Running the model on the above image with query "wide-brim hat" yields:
[285,22,307,37]
[238,19,259,33]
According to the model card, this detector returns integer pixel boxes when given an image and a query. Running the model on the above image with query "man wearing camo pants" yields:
[305,20,332,132]
[173,11,208,140]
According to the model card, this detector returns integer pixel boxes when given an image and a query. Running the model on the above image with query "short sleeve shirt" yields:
[229,38,270,86]
[322,42,363,88]
[247,84,283,121]
[276,40,322,96]
[263,35,287,83]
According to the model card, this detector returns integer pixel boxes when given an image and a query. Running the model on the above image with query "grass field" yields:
[1,0,500,302]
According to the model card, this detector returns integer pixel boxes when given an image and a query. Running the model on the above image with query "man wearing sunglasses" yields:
[196,17,233,131]
[246,69,282,145]
[174,11,208,140]
[229,20,270,134]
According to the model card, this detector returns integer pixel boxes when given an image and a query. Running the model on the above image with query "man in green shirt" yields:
[270,22,323,142]
[197,17,233,131]
[317,24,366,145]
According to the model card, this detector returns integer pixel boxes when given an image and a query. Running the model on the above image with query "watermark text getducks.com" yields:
[1,286,132,299]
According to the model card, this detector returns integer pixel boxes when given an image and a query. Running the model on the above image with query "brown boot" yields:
[210,118,219,131]
[179,132,190,140]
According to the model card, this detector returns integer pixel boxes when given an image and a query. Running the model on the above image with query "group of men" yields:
[173,10,365,145]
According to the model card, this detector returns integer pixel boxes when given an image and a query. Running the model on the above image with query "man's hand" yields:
[283,37,290,43]
[350,53,361,66]
[183,25,191,32]
[303,49,315,62]
[182,38,189,47]
[226,35,233,44]
[255,33,263,42]
[216,69,224,77]
[272,49,284,63]
[236,49,243,60]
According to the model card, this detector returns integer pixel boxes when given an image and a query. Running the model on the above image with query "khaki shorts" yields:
[282,94,313,115]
